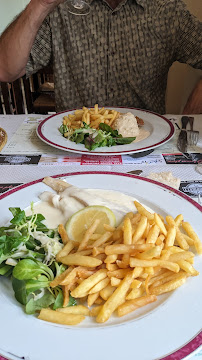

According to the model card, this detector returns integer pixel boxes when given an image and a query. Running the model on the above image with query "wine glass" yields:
[65,0,91,15]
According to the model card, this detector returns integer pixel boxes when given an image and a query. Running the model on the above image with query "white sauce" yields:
[28,187,143,228]
[133,128,150,143]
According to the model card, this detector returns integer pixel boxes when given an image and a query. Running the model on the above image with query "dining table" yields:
[0,112,201,360]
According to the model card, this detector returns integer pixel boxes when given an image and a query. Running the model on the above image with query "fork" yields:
[187,117,199,146]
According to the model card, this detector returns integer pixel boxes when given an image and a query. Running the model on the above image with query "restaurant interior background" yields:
[0,0,201,114]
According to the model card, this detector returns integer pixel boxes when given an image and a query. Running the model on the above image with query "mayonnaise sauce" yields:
[133,128,150,143]
[28,187,141,228]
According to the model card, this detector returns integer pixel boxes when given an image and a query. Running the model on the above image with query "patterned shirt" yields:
[26,0,202,114]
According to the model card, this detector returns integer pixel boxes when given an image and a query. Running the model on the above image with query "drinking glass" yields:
[65,0,91,15]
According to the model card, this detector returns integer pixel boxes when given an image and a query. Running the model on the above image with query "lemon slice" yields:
[65,205,116,242]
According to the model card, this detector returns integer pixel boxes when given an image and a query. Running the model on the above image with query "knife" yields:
[177,116,189,153]
[127,170,143,175]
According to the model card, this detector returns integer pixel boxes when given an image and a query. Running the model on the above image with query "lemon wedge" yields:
[65,205,116,242]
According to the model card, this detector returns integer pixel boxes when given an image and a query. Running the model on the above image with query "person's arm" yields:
[0,0,63,82]
[182,79,202,114]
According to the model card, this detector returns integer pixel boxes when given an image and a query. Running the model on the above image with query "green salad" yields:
[0,205,76,315]
[59,122,136,151]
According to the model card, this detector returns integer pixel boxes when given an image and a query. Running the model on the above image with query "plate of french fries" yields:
[37,106,174,155]
[0,172,201,360]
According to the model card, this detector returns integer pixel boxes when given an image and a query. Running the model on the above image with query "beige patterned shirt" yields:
[26,0,202,114]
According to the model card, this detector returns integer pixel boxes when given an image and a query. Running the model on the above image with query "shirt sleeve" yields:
[26,16,52,77]
[174,0,202,69]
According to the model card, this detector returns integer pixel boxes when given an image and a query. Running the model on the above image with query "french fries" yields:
[58,224,69,245]
[71,269,107,298]
[57,305,90,316]
[60,254,102,268]
[63,105,120,132]
[96,271,135,323]
[117,295,157,317]
[38,199,201,326]
[38,308,85,325]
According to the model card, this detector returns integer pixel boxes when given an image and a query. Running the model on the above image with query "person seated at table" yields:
[0,0,201,114]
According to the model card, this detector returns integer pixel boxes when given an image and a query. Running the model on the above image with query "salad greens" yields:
[0,207,76,315]
[59,122,136,151]
[0,205,62,266]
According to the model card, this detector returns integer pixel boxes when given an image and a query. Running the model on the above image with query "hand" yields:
[40,0,64,4]
[34,0,65,11]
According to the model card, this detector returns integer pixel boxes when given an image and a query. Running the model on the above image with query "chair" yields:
[0,76,33,114]
[32,66,55,114]
[0,66,55,115]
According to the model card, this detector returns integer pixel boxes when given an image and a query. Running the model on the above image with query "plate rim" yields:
[36,107,175,155]
[0,171,201,360]
[0,171,201,213]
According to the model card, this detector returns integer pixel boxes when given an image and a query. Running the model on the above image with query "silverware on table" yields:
[127,170,143,175]
[187,117,199,146]
[177,116,189,153]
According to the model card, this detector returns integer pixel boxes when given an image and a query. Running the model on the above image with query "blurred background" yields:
[0,0,201,114]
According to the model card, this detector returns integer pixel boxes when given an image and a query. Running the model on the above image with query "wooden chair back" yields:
[0,76,32,114]
[0,66,55,115]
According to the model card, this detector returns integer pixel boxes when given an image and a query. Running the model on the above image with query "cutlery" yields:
[127,170,143,175]
[187,117,199,146]
[177,116,189,153]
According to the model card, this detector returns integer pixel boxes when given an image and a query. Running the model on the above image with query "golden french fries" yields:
[71,269,107,298]
[58,224,69,245]
[150,273,188,295]
[62,285,70,307]
[134,201,154,221]
[182,222,202,254]
[56,241,75,261]
[60,254,102,268]
[62,105,120,132]
[41,197,201,327]
[96,271,135,323]
[50,266,73,288]
[57,305,90,316]
[117,295,157,317]
[78,219,100,251]
[38,308,85,325]
[132,216,147,243]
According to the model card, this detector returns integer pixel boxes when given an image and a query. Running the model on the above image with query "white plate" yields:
[0,172,201,360]
[36,107,174,155]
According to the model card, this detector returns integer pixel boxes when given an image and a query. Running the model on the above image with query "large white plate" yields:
[37,107,174,155]
[0,172,201,360]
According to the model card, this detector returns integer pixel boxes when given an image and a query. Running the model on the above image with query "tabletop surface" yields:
[0,112,201,360]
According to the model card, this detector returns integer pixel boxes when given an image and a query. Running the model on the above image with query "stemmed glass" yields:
[65,0,91,15]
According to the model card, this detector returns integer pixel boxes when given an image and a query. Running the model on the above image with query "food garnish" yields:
[65,205,116,243]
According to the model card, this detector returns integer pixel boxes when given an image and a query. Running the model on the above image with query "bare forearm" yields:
[0,1,56,82]
[183,79,202,115]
